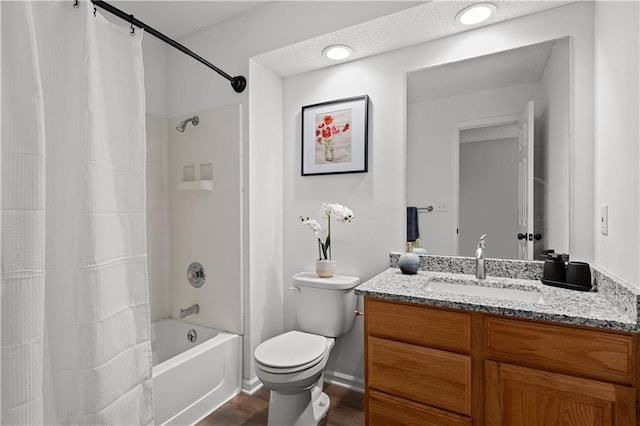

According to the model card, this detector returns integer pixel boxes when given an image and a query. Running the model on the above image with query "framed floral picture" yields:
[301,95,369,176]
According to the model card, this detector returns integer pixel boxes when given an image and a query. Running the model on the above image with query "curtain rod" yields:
[89,0,247,93]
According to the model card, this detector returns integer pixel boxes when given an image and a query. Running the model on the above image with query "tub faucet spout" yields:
[178,303,199,319]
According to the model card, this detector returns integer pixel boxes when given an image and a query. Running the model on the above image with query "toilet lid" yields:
[255,331,327,369]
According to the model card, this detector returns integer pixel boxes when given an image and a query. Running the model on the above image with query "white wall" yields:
[165,2,422,388]
[283,62,403,380]
[407,82,540,256]
[538,39,570,258]
[168,105,243,334]
[143,2,420,386]
[594,1,640,286]
[281,1,595,382]
[145,115,171,321]
[246,59,284,388]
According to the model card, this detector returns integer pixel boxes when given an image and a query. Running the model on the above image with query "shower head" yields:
[176,115,199,132]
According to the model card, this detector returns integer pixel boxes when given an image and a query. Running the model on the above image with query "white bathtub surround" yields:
[146,115,171,322]
[1,2,152,424]
[169,104,243,335]
[151,320,241,425]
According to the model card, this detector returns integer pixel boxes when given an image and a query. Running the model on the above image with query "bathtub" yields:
[151,319,241,425]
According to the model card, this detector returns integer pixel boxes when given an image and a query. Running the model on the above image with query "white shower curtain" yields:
[1,2,153,424]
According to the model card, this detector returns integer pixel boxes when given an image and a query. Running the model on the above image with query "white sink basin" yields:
[426,282,545,304]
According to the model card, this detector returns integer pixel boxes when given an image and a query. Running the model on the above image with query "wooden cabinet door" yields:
[486,361,636,426]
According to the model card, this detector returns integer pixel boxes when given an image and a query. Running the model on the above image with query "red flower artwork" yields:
[315,113,351,151]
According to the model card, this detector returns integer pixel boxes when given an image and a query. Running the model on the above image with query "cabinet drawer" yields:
[366,298,471,353]
[368,336,471,415]
[368,390,472,426]
[486,317,634,384]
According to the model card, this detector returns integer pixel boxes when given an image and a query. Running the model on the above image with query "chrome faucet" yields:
[475,234,487,280]
[178,303,199,319]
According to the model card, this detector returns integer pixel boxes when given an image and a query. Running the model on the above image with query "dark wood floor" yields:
[197,383,364,426]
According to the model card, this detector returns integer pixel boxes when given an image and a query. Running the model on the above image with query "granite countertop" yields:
[355,268,639,332]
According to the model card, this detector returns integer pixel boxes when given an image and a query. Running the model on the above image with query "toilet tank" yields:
[292,272,360,337]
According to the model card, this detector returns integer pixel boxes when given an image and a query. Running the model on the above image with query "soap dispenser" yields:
[412,238,427,255]
[399,242,420,275]
[543,253,566,283]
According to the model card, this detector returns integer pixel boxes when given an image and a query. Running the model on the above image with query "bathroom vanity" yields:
[355,258,640,425]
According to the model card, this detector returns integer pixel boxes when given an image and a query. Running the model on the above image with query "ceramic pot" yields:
[399,252,420,275]
[316,259,336,278]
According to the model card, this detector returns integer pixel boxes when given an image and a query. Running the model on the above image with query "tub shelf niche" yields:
[178,163,213,192]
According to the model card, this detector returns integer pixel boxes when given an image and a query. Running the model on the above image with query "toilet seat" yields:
[255,331,327,374]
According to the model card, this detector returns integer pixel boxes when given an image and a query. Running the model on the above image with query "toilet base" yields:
[267,382,330,426]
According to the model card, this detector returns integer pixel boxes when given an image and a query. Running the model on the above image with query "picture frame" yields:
[301,95,369,176]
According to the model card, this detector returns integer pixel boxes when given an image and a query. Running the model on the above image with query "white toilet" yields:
[254,272,360,426]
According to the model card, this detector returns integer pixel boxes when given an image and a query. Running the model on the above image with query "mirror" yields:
[406,38,570,261]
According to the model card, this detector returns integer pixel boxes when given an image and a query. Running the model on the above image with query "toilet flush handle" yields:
[289,286,300,293]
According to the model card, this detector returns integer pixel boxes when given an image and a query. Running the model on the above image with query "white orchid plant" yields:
[300,202,353,261]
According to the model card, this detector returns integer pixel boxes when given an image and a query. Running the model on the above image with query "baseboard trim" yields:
[242,376,263,395]
[324,370,364,394]
[243,371,363,395]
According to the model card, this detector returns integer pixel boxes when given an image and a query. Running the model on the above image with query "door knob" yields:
[517,233,527,240]
[534,233,543,241]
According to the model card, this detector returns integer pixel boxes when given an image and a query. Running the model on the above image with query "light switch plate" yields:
[600,205,608,235]
[436,200,449,212]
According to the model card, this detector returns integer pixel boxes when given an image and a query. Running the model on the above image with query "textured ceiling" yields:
[255,0,575,77]
[110,1,268,39]
[105,1,575,79]
[407,39,557,104]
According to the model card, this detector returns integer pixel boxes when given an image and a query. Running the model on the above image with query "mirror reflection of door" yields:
[458,121,520,259]
[457,101,534,260]
[517,101,535,260]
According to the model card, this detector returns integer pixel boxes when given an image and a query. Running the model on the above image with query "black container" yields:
[543,253,566,282]
[566,261,592,288]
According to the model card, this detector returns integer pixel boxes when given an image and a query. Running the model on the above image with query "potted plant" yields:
[300,202,353,277]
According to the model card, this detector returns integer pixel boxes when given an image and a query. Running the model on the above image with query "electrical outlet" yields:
[600,205,608,235]
[436,201,449,212]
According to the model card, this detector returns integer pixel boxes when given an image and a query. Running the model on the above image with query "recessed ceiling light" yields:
[323,45,353,61]
[455,3,496,26]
